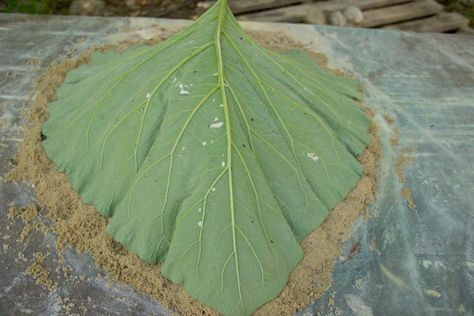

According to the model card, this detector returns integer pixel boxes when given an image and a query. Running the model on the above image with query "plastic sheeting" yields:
[0,14,473,315]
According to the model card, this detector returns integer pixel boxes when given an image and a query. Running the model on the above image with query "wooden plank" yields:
[237,0,413,23]
[230,0,305,14]
[457,27,474,35]
[305,0,413,24]
[353,0,412,9]
[314,0,412,12]
[238,4,311,22]
[198,0,305,15]
[384,13,469,33]
[357,0,443,27]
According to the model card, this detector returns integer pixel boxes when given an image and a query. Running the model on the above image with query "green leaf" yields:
[42,1,371,315]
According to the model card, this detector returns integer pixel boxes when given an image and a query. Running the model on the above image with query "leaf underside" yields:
[43,2,371,315]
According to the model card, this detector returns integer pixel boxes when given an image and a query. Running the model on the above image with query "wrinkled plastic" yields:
[0,14,472,316]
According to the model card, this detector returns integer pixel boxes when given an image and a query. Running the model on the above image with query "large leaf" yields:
[42,1,371,315]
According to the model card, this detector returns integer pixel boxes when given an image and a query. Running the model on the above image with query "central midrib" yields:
[215,0,245,310]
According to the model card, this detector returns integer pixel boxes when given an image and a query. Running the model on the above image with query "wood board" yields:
[383,12,469,33]
[355,0,443,28]
[200,0,473,34]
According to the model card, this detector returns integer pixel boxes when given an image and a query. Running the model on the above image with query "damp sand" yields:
[7,30,381,315]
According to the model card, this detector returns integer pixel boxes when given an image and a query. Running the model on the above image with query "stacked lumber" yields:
[196,0,472,34]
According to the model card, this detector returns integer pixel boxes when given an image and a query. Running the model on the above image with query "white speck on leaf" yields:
[198,208,202,212]
[424,289,441,298]
[307,153,319,161]
[219,104,224,108]
[202,141,207,146]
[221,161,225,167]
[198,221,203,227]
[210,121,224,129]
[214,117,219,122]
[179,83,190,95]
[146,93,151,99]
[211,187,216,192]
